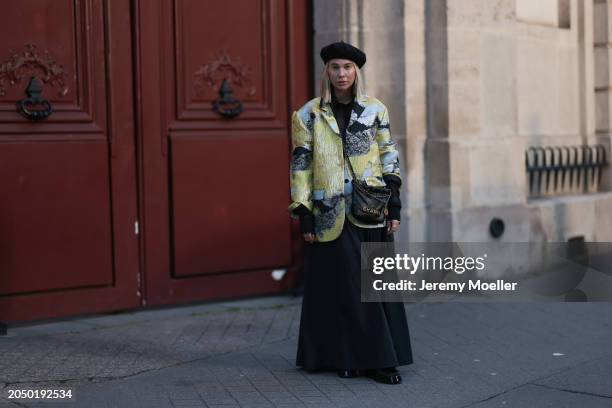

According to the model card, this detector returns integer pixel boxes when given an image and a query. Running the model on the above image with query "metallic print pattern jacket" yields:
[288,94,402,242]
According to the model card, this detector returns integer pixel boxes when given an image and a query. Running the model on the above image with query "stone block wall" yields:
[312,0,612,243]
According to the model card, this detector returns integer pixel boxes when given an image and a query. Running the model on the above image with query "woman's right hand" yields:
[295,205,315,242]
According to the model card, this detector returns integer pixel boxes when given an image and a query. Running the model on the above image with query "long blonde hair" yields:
[319,61,365,104]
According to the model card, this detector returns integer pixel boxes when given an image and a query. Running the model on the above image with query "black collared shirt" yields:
[330,93,354,141]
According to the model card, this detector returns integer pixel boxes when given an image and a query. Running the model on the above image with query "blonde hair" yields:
[319,61,365,104]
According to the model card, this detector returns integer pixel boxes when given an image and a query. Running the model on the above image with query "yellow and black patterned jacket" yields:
[288,94,402,242]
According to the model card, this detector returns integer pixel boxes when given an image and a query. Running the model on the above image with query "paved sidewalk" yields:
[1,296,611,407]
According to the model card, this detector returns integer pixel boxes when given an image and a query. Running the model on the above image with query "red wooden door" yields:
[137,0,311,305]
[0,0,140,322]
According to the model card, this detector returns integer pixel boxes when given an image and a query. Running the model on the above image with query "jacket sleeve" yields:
[384,177,402,221]
[376,105,402,184]
[288,110,314,218]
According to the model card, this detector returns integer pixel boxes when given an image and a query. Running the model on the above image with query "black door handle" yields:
[212,79,242,118]
[17,76,53,121]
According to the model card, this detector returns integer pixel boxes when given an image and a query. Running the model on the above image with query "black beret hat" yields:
[320,41,366,68]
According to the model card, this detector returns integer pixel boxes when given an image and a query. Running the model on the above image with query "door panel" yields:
[0,141,113,294]
[174,0,282,121]
[0,0,139,322]
[178,0,264,114]
[170,130,291,277]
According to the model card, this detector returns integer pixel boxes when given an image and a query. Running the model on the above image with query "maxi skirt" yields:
[296,217,414,371]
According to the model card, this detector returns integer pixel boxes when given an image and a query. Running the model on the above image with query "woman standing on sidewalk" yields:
[289,41,413,384]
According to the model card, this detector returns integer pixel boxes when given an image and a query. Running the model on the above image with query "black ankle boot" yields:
[337,369,361,378]
[364,367,402,384]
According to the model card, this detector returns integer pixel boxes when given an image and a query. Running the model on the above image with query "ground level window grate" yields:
[525,145,608,197]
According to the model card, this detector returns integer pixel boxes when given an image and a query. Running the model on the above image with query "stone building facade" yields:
[313,0,612,243]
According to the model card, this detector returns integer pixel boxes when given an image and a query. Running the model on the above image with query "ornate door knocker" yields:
[212,79,242,118]
[17,76,53,121]
[193,50,256,119]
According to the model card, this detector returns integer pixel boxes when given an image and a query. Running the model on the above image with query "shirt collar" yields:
[331,91,353,107]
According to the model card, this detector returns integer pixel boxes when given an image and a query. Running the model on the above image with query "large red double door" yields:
[0,0,310,322]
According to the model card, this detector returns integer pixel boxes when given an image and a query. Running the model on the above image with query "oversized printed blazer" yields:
[288,94,402,242]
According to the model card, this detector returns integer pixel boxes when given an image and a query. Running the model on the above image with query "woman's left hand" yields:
[386,219,400,234]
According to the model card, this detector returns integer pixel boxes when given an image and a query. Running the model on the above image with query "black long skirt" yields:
[296,217,414,371]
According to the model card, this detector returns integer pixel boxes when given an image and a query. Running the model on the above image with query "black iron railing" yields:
[525,145,608,197]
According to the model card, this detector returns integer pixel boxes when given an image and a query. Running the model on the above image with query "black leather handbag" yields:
[344,152,391,224]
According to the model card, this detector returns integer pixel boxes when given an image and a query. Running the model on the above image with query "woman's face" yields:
[327,58,356,92]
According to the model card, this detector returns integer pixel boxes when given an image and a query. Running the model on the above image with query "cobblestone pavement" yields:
[1,296,611,407]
